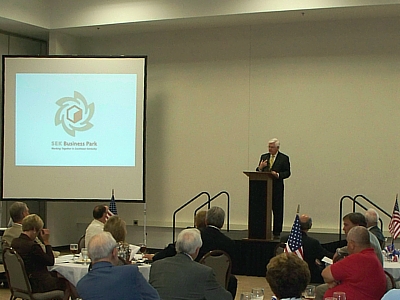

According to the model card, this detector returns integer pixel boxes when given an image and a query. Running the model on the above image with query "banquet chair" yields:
[199,250,231,289]
[78,235,85,252]
[384,270,396,291]
[2,247,64,300]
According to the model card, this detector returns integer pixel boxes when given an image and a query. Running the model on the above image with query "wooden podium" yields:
[243,171,274,241]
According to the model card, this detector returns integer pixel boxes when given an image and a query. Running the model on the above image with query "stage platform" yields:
[225,229,345,277]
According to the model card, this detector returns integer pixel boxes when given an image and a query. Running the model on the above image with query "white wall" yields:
[42,16,400,247]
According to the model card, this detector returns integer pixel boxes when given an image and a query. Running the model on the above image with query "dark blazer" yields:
[196,226,236,263]
[11,233,59,293]
[282,231,333,283]
[257,152,291,182]
[149,253,232,300]
[77,261,159,300]
[369,226,385,250]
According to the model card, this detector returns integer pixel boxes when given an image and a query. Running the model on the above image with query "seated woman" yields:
[11,214,65,293]
[103,215,130,263]
[266,253,311,300]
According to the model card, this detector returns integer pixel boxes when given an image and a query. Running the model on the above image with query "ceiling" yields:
[1,4,400,41]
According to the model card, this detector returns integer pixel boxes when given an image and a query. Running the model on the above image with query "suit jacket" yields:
[2,223,23,247]
[282,231,333,283]
[196,226,236,264]
[77,261,159,300]
[149,253,232,300]
[368,225,385,249]
[257,151,291,188]
[11,233,59,293]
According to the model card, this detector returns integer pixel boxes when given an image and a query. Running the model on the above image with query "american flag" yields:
[389,196,400,240]
[284,214,304,259]
[106,194,118,220]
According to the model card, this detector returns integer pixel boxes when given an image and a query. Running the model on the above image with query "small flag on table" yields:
[284,214,304,259]
[106,190,118,220]
[389,195,400,240]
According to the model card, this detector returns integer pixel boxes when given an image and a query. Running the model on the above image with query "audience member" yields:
[266,252,310,300]
[85,205,108,248]
[11,214,65,293]
[103,215,130,263]
[321,226,386,300]
[145,210,207,262]
[2,202,30,247]
[281,214,333,283]
[2,202,59,257]
[196,206,237,298]
[149,228,232,300]
[315,212,384,300]
[77,232,159,300]
[365,208,385,249]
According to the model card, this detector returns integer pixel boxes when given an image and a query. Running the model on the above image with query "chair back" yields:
[199,250,231,289]
[2,247,33,298]
[78,234,86,252]
[384,270,396,291]
[2,247,64,300]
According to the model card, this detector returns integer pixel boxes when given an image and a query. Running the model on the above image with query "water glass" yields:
[240,292,253,300]
[251,287,264,299]
[303,285,315,299]
[332,292,346,300]
[81,247,89,265]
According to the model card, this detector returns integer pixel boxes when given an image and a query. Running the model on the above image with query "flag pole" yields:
[296,204,300,214]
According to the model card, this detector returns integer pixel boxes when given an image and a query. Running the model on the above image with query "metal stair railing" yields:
[172,191,210,242]
[339,194,391,241]
[193,191,230,231]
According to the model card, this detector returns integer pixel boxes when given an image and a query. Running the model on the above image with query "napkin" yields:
[129,244,140,261]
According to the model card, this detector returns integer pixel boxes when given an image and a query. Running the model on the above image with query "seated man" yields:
[281,214,333,283]
[85,205,108,248]
[11,214,65,293]
[2,202,30,248]
[365,208,385,249]
[266,252,310,300]
[322,226,386,300]
[77,232,159,300]
[149,228,232,300]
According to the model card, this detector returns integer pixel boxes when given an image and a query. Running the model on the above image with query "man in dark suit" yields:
[149,228,232,300]
[281,214,333,283]
[77,231,159,300]
[365,208,385,249]
[256,138,291,239]
[195,206,237,298]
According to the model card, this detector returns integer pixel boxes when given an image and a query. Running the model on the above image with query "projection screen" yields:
[2,56,146,202]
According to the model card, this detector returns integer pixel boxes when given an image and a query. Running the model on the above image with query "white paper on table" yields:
[129,244,140,261]
[322,256,333,265]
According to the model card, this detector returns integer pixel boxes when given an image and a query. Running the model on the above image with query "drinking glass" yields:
[303,285,316,299]
[251,287,264,299]
[70,244,78,261]
[81,247,89,265]
[332,292,346,300]
[240,292,253,300]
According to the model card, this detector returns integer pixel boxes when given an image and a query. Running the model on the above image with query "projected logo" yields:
[55,91,95,137]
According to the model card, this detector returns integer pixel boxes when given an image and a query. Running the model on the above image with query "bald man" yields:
[322,226,386,300]
[281,214,333,283]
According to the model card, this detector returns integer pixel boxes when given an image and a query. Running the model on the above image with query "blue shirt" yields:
[77,261,160,300]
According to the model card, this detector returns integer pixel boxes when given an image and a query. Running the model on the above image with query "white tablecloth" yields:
[49,255,151,286]
[384,261,400,281]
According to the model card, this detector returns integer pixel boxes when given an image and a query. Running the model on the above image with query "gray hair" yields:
[269,138,280,148]
[347,226,370,247]
[9,202,28,223]
[175,228,202,255]
[206,206,225,229]
[365,208,379,225]
[88,231,117,262]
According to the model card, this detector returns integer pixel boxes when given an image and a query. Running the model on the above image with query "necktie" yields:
[269,155,275,170]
